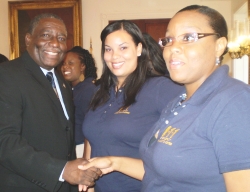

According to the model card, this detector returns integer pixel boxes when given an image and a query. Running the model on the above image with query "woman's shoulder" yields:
[138,76,184,99]
[145,76,183,90]
[75,78,96,92]
[147,75,176,83]
[219,77,250,100]
[80,77,96,86]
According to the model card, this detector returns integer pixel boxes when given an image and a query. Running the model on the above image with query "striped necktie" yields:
[46,72,59,97]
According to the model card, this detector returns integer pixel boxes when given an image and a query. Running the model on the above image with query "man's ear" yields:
[25,33,31,47]
[215,37,227,57]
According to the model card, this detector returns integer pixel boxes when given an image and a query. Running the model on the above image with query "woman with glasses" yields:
[79,5,250,192]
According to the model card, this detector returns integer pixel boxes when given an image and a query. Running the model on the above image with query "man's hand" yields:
[78,157,115,175]
[78,157,115,191]
[62,158,101,186]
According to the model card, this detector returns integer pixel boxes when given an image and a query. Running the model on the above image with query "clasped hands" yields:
[77,157,115,191]
[62,158,104,190]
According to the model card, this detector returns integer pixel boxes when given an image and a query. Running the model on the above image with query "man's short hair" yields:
[28,13,67,34]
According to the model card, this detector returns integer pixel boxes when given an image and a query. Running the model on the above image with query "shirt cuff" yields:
[59,165,66,182]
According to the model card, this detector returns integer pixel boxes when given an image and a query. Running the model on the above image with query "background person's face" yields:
[61,52,85,85]
[103,30,142,86]
[25,18,67,70]
[163,11,219,88]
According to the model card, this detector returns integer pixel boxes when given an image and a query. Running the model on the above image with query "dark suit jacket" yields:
[0,51,77,192]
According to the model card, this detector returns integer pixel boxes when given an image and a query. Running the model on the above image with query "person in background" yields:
[79,5,250,192]
[81,20,183,192]
[61,46,97,157]
[0,53,9,63]
[142,33,169,76]
[0,13,100,192]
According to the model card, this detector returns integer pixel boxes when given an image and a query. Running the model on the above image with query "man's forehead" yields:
[35,18,67,34]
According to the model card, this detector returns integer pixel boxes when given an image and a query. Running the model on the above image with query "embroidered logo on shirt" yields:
[115,107,130,114]
[158,126,179,146]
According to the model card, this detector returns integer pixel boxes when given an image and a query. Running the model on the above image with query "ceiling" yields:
[201,0,247,14]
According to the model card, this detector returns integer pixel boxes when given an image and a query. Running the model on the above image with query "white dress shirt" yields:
[40,67,69,120]
[40,67,69,182]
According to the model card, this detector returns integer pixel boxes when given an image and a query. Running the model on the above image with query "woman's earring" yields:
[215,57,220,65]
[79,73,85,82]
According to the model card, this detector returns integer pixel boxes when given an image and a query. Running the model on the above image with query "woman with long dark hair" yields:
[82,20,183,192]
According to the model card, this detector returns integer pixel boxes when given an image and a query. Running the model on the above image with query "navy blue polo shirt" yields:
[82,76,183,192]
[140,65,250,192]
[73,77,96,145]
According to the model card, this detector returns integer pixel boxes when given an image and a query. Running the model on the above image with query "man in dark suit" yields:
[0,13,100,192]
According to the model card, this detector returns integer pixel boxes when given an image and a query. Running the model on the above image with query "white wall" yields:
[81,0,233,77]
[233,55,249,83]
[232,1,249,84]
[1,0,233,77]
[232,0,247,15]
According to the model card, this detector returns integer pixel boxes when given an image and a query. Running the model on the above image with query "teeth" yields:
[113,62,124,67]
[64,71,70,74]
[45,51,58,55]
[171,61,181,65]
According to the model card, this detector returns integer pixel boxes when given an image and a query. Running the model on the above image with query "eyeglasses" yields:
[158,32,221,47]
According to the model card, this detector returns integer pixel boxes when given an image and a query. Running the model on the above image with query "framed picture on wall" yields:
[8,0,82,60]
[109,19,170,43]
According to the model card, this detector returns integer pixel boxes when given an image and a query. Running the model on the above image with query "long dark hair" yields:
[143,33,169,75]
[90,20,164,110]
[66,46,97,79]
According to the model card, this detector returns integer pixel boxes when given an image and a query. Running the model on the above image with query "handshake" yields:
[62,157,115,191]
[64,156,142,191]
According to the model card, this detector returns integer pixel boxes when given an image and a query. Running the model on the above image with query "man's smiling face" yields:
[25,17,67,70]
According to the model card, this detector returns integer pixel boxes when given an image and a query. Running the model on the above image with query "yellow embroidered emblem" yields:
[158,126,179,145]
[115,107,130,114]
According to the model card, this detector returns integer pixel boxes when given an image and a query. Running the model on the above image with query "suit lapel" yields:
[56,72,73,119]
[56,72,74,146]
[22,52,65,116]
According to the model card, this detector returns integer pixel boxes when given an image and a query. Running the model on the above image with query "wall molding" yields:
[101,12,174,28]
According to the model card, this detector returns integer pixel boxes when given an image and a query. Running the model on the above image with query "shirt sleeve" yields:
[59,165,66,182]
[210,89,250,173]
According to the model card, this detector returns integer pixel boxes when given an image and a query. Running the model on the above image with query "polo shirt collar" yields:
[185,65,229,106]
[110,85,125,104]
